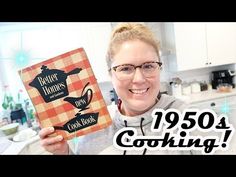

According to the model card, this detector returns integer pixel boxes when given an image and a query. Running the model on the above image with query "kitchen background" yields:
[0,22,236,154]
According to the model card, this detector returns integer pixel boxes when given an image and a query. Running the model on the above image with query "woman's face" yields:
[111,40,160,116]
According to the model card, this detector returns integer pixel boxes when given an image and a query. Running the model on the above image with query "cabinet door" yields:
[206,23,236,66]
[190,95,236,115]
[165,22,236,71]
[173,23,208,71]
[190,95,236,154]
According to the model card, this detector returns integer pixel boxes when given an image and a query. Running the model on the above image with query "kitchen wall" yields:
[167,64,235,83]
[0,22,235,114]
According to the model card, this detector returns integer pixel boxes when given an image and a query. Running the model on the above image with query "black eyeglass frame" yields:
[109,61,162,72]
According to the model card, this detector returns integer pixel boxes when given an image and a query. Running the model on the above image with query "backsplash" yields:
[161,62,236,95]
[168,64,236,83]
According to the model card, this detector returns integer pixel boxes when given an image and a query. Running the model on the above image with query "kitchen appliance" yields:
[211,70,235,89]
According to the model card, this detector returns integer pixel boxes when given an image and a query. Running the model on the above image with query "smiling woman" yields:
[37,22,191,155]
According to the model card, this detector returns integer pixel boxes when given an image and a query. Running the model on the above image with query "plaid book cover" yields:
[19,48,112,140]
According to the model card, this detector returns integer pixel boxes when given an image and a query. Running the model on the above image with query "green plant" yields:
[2,94,22,111]
[2,87,23,111]
[2,94,13,110]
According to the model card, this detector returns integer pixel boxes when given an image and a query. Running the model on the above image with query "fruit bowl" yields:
[0,123,19,136]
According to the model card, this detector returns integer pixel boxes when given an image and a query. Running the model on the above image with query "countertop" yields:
[177,88,236,104]
[0,123,41,155]
[1,135,40,155]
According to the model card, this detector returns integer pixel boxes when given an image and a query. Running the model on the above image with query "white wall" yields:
[1,22,235,114]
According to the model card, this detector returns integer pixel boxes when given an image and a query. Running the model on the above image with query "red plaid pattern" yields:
[19,48,112,140]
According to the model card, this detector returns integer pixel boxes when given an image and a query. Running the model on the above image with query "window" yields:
[0,22,112,113]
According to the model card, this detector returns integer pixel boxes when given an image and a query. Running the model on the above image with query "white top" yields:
[71,94,191,155]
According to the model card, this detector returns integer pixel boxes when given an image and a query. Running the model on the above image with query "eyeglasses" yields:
[110,61,162,80]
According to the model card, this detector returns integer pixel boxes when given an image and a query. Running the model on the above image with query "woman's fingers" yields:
[39,127,55,139]
[40,135,64,147]
[44,141,66,153]
[39,127,69,154]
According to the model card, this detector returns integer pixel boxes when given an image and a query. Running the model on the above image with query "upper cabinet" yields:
[206,23,236,66]
[162,22,236,71]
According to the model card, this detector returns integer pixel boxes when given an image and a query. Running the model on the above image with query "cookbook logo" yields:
[29,65,99,133]
[54,82,99,133]
[29,65,82,102]
[54,112,99,133]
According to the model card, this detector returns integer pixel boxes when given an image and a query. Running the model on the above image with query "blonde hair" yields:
[106,23,160,69]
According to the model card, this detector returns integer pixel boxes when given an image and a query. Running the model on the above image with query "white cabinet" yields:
[190,96,234,114]
[189,95,236,154]
[206,23,236,66]
[190,95,236,113]
[163,23,207,71]
[163,22,236,71]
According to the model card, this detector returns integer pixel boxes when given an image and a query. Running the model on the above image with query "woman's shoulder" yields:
[159,94,189,111]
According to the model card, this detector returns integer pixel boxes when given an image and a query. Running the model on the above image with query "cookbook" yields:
[19,48,112,140]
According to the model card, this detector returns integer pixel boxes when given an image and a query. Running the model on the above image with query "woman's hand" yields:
[39,127,69,155]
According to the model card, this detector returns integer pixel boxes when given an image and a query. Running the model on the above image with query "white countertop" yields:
[1,135,40,155]
[176,88,236,104]
[0,123,40,155]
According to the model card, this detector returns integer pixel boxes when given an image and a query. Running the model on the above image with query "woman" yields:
[39,23,189,155]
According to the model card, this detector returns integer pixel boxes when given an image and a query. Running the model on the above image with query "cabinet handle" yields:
[209,62,212,65]
[210,102,216,107]
[205,62,208,65]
